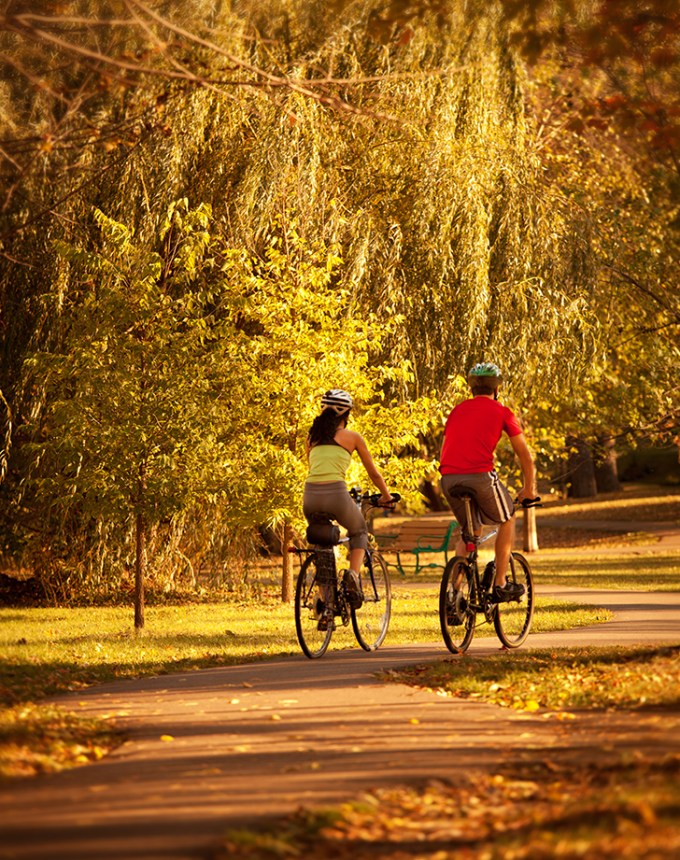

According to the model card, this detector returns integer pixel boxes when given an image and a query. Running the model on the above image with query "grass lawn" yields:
[0,590,609,705]
[531,551,680,590]
[534,484,680,523]
[388,644,680,712]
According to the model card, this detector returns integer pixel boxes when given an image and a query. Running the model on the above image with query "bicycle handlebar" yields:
[516,496,543,508]
[350,488,401,508]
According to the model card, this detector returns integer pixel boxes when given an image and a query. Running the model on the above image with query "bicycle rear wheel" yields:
[351,551,391,651]
[493,552,534,648]
[439,556,475,654]
[295,553,334,659]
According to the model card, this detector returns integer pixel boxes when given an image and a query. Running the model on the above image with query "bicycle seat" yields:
[444,487,475,501]
[306,521,340,547]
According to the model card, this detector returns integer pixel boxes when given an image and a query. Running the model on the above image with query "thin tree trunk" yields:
[281,520,294,603]
[134,509,146,629]
[134,460,147,630]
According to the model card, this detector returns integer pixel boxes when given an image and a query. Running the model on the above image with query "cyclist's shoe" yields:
[342,569,364,609]
[314,598,335,631]
[446,601,463,626]
[491,581,525,603]
[317,616,335,632]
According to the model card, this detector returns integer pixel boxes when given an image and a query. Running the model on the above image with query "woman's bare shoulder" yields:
[335,428,361,449]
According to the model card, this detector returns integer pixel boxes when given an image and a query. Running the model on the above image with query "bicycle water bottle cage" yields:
[306,522,340,546]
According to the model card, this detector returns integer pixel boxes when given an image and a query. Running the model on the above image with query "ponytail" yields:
[308,410,347,446]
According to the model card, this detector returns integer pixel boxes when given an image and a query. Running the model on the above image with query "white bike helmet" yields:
[320,389,353,415]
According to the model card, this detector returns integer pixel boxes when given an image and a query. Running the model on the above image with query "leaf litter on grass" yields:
[215,645,680,859]
[386,645,680,712]
[216,758,680,860]
[0,702,124,778]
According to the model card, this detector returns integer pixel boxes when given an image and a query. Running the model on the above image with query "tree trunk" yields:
[594,434,620,493]
[134,460,147,630]
[522,506,539,553]
[420,479,447,511]
[566,436,598,498]
[281,520,294,603]
[134,508,146,630]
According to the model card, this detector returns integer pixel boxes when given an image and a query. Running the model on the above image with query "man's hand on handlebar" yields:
[514,495,542,508]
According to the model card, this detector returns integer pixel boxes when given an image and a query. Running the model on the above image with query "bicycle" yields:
[439,490,542,654]
[294,488,400,659]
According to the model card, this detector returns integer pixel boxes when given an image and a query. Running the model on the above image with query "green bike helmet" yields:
[468,362,503,388]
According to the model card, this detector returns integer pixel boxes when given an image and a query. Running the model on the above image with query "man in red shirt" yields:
[439,363,537,601]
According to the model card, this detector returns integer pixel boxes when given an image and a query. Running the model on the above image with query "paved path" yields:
[1,585,679,860]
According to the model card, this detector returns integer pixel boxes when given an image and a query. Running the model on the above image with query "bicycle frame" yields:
[295,537,381,610]
[439,490,537,653]
[294,487,397,658]
[459,495,497,606]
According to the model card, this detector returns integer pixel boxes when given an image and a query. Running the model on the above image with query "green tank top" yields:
[306,443,352,483]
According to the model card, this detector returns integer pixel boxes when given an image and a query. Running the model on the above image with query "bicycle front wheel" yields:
[295,554,334,659]
[439,556,475,654]
[493,552,534,649]
[351,551,391,651]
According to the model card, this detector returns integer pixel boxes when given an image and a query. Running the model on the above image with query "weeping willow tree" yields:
[13,0,595,404]
[206,0,599,403]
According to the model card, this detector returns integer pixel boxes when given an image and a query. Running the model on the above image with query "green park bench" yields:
[376,514,459,576]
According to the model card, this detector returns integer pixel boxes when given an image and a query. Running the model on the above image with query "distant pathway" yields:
[1,587,679,860]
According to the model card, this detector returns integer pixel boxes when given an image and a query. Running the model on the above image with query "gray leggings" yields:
[303,481,368,551]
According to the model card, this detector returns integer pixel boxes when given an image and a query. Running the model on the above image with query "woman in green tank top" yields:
[303,390,393,582]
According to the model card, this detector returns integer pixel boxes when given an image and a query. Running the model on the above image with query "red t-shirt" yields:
[439,397,523,474]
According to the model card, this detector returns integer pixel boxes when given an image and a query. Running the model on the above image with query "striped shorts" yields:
[440,471,515,538]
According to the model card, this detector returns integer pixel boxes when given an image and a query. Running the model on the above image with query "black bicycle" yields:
[439,490,542,654]
[294,488,399,659]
